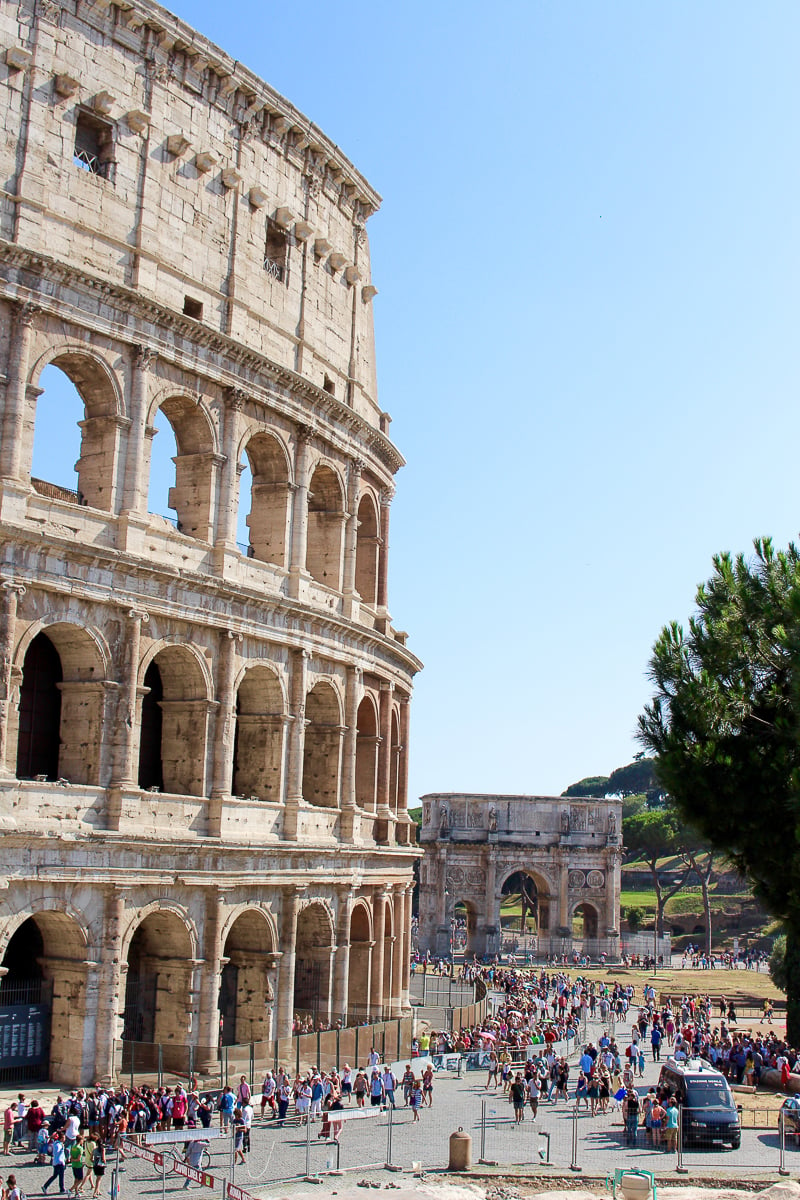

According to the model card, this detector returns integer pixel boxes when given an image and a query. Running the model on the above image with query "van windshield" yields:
[686,1079,732,1107]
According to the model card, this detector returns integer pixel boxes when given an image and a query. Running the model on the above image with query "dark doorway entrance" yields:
[16,634,62,780]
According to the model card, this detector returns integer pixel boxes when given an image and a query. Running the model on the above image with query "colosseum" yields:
[0,0,421,1085]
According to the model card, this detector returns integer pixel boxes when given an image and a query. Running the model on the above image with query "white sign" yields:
[143,1129,230,1145]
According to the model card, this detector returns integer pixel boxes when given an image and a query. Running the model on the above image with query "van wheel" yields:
[731,1137,741,1149]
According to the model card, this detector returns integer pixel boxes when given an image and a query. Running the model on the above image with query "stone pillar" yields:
[92,885,125,1084]
[342,458,363,617]
[332,889,353,1023]
[339,664,361,841]
[121,346,156,516]
[557,854,570,932]
[483,847,498,956]
[208,629,241,837]
[275,886,303,1038]
[0,301,39,483]
[389,894,403,1017]
[107,608,149,830]
[374,681,394,843]
[283,648,308,840]
[0,581,24,777]
[215,388,245,552]
[288,425,313,599]
[375,486,393,632]
[371,889,387,1019]
[195,888,225,1067]
[605,849,621,935]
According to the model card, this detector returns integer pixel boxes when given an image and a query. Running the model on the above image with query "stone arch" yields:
[239,431,292,567]
[572,901,599,940]
[381,895,395,1014]
[347,901,372,1021]
[306,462,345,589]
[389,706,401,816]
[354,491,380,606]
[294,901,334,1026]
[498,867,552,936]
[147,390,217,540]
[451,897,480,957]
[219,907,277,1046]
[28,345,122,512]
[232,664,286,802]
[137,642,211,796]
[121,905,196,1057]
[302,680,342,808]
[13,621,109,786]
[355,693,379,812]
[0,906,91,1084]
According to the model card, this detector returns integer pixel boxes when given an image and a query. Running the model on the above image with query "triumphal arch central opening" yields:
[417,793,623,961]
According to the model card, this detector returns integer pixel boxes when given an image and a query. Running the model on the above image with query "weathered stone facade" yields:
[0,0,420,1084]
[417,794,622,960]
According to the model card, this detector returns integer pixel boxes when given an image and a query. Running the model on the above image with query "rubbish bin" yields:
[448,1127,472,1171]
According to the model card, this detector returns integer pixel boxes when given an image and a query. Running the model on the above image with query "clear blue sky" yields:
[35,2,800,802]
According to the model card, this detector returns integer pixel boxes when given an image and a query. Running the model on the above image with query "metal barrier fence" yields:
[120,1017,414,1090]
[410,975,477,1007]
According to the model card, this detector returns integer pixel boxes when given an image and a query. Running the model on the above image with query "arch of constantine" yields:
[0,0,420,1083]
[417,794,623,960]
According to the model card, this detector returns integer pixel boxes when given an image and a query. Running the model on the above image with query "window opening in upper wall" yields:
[183,296,203,320]
[323,376,335,396]
[73,110,115,181]
[264,220,288,282]
[31,365,84,504]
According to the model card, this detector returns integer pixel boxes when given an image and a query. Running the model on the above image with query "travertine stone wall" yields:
[0,0,420,1085]
[417,794,623,959]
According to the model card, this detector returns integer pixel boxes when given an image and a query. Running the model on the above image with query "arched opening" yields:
[355,695,379,812]
[136,646,209,796]
[381,898,394,1018]
[306,465,344,589]
[500,871,550,948]
[0,912,89,1084]
[219,911,276,1046]
[347,905,371,1023]
[232,666,285,802]
[294,903,333,1028]
[240,434,291,566]
[30,358,119,511]
[302,682,341,808]
[14,625,106,786]
[147,398,215,540]
[16,633,62,782]
[138,661,163,790]
[122,910,193,1061]
[354,493,379,605]
[572,902,599,941]
[389,708,401,816]
[452,899,478,957]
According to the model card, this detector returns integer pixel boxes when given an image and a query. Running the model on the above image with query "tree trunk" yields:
[786,928,800,1046]
[702,881,712,958]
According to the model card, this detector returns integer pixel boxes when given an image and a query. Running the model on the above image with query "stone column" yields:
[196,888,225,1066]
[371,889,387,1019]
[120,346,156,516]
[0,581,24,777]
[393,694,412,843]
[374,681,394,842]
[389,893,403,1017]
[107,608,149,830]
[483,846,498,957]
[557,854,570,932]
[288,424,313,599]
[332,889,353,1022]
[92,885,125,1084]
[0,302,39,482]
[214,388,245,552]
[339,664,361,841]
[207,629,241,837]
[275,886,304,1038]
[283,648,308,840]
[375,486,393,632]
[341,458,363,616]
[605,848,621,935]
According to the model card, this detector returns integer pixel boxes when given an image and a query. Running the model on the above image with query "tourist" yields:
[42,1132,66,1194]
[422,1064,434,1107]
[509,1073,526,1124]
